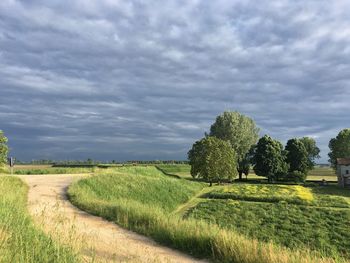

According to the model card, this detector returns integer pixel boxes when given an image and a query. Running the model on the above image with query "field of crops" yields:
[0,176,78,262]
[68,166,343,263]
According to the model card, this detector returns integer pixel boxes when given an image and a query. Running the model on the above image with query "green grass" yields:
[69,166,204,212]
[0,176,79,263]
[206,184,350,208]
[206,184,314,204]
[0,164,97,175]
[68,166,339,263]
[187,183,350,260]
[12,167,96,175]
[156,164,192,178]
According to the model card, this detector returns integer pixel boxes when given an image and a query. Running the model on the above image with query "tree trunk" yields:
[209,181,212,187]
[238,172,243,181]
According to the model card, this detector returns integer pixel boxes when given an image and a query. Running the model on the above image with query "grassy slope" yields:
[206,184,314,204]
[0,176,78,263]
[187,183,350,260]
[68,166,338,263]
[156,164,192,178]
[69,166,204,212]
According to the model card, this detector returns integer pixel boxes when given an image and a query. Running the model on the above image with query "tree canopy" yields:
[285,138,309,174]
[188,136,237,186]
[209,111,259,179]
[0,131,8,166]
[300,137,320,170]
[253,135,289,182]
[329,129,350,168]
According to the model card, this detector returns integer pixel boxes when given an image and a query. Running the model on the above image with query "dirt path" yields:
[18,174,207,263]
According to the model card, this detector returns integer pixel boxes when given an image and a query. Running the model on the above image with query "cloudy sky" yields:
[1,0,349,162]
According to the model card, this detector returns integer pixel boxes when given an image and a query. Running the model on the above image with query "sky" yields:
[1,0,350,162]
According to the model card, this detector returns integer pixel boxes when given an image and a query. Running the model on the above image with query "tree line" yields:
[188,111,350,185]
[0,119,350,179]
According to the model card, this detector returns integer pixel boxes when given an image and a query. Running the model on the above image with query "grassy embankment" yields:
[68,166,342,263]
[188,183,350,260]
[0,176,79,263]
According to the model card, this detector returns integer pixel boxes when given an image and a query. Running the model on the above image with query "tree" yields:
[285,138,309,174]
[209,111,259,180]
[0,130,8,166]
[237,146,255,179]
[253,135,289,182]
[329,129,350,168]
[188,136,238,186]
[300,137,320,170]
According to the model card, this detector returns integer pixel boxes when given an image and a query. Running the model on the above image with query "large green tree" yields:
[209,111,259,180]
[329,129,350,168]
[188,136,238,186]
[0,130,8,166]
[285,138,309,174]
[300,137,320,170]
[253,135,289,182]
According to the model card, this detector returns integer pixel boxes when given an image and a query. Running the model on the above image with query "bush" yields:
[283,171,307,183]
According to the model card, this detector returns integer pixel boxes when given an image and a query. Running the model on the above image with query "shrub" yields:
[283,171,307,183]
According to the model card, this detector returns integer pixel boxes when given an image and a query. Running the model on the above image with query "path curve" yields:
[18,174,207,263]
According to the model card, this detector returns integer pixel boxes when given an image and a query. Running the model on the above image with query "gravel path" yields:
[18,174,207,263]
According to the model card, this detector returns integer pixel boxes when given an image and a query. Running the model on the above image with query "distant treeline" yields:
[14,159,189,166]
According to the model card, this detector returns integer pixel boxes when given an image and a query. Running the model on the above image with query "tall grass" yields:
[0,176,79,263]
[187,199,350,259]
[206,184,314,204]
[68,166,341,263]
[69,166,203,212]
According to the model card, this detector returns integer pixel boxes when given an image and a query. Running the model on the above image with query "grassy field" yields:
[0,176,78,263]
[206,184,314,204]
[157,164,338,182]
[68,166,341,263]
[1,164,97,175]
[187,183,350,259]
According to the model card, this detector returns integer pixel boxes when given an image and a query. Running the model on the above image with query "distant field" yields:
[156,164,338,182]
[2,164,96,175]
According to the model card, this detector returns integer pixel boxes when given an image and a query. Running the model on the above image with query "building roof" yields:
[337,158,350,165]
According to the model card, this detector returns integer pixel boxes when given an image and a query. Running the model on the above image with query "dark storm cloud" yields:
[1,0,350,162]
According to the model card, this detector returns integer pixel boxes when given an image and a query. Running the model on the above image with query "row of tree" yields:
[253,135,319,182]
[188,111,324,185]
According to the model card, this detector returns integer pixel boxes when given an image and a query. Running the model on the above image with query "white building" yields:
[336,158,350,188]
